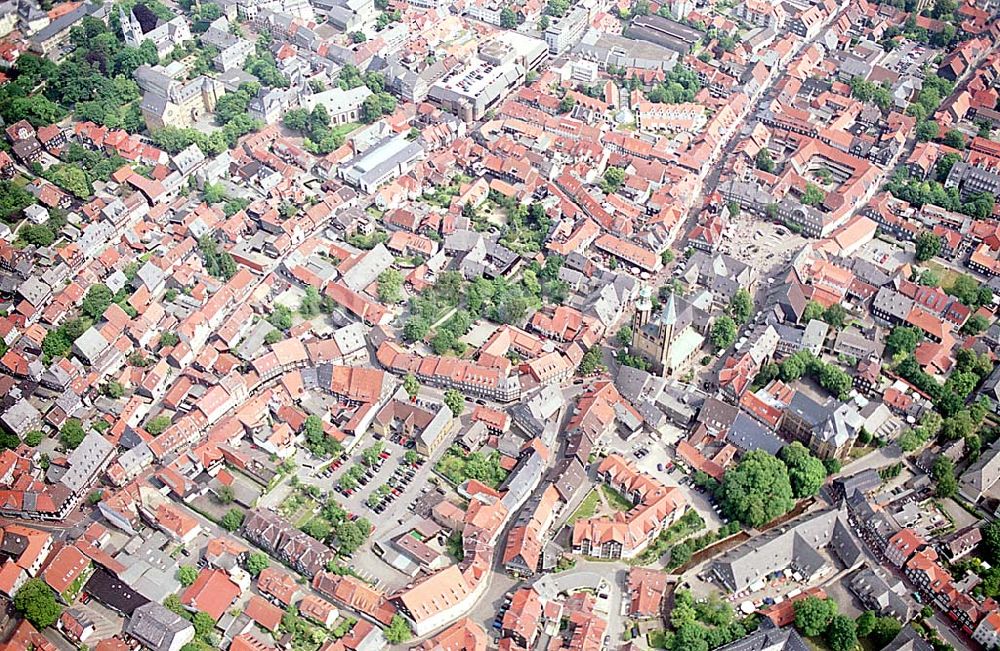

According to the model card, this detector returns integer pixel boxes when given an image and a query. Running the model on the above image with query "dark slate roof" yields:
[725,413,786,456]
[84,568,150,616]
[833,469,881,498]
[787,391,832,428]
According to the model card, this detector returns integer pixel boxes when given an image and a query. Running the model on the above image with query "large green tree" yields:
[81,284,113,321]
[377,269,403,304]
[499,7,518,28]
[14,579,61,629]
[60,419,86,449]
[931,456,958,497]
[444,389,464,417]
[983,521,1000,564]
[336,520,368,555]
[915,231,942,262]
[246,552,270,577]
[779,442,826,498]
[221,508,244,531]
[711,316,737,350]
[886,326,922,357]
[825,614,857,651]
[793,596,837,637]
[728,289,753,324]
[177,566,198,586]
[755,148,775,172]
[403,374,419,399]
[384,615,412,643]
[719,450,795,528]
[801,183,825,206]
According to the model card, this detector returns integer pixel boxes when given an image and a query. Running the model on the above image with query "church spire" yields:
[660,290,677,327]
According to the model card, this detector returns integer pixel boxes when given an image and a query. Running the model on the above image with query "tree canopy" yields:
[825,614,857,651]
[711,316,737,350]
[221,508,244,531]
[177,566,198,586]
[384,615,413,644]
[335,519,369,555]
[801,183,825,206]
[915,231,942,262]
[14,579,61,629]
[444,389,464,417]
[931,455,958,498]
[793,596,837,637]
[728,289,753,324]
[246,552,270,577]
[719,450,795,528]
[779,442,826,498]
[60,419,86,449]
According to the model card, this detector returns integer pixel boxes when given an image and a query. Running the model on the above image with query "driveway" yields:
[533,560,628,646]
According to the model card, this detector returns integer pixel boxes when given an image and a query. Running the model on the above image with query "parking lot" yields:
[290,424,462,584]
[298,434,424,530]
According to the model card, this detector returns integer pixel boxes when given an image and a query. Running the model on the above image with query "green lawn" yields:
[804,637,833,651]
[923,261,961,290]
[331,122,361,139]
[601,485,635,512]
[568,489,600,523]
[294,504,318,527]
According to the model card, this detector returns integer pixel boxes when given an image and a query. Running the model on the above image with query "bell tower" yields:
[119,7,144,47]
[632,285,653,337]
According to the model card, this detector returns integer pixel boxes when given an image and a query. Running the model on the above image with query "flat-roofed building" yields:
[339,133,425,193]
[428,58,524,122]
[624,14,703,55]
[576,29,679,70]
[544,6,588,54]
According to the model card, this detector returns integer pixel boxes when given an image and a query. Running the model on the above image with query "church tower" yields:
[658,291,677,374]
[119,8,144,48]
[631,285,653,338]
